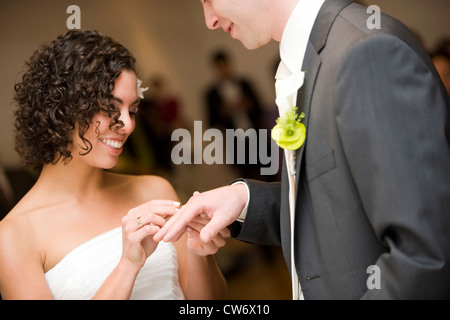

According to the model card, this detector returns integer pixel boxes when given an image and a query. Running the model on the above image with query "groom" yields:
[155,0,450,299]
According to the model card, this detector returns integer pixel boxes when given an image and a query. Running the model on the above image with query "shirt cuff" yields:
[232,181,250,223]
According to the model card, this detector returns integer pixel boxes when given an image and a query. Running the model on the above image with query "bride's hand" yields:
[120,200,180,269]
[186,215,230,256]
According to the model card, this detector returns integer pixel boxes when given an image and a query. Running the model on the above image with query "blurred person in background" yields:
[205,49,265,179]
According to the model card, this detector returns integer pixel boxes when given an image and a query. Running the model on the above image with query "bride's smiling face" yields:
[71,69,139,169]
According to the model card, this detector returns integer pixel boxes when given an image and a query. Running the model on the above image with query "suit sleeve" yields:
[231,179,282,246]
[336,33,450,299]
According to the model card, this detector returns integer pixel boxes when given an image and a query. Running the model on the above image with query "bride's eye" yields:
[129,107,139,115]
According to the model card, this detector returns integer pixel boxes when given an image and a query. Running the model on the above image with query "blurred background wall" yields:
[0,0,280,167]
[1,0,449,167]
[0,0,449,299]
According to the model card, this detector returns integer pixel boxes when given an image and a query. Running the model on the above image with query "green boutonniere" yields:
[271,107,306,150]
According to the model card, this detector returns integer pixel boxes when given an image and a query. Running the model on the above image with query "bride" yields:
[0,30,227,300]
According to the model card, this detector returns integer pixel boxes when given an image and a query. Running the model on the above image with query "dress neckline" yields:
[45,226,122,274]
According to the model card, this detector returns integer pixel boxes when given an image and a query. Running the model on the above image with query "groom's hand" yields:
[153,184,248,244]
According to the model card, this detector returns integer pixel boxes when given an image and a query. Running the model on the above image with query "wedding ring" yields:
[137,216,143,228]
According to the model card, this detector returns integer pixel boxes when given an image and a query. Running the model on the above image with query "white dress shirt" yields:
[236,0,324,226]
[277,0,325,300]
[275,0,325,109]
[235,0,325,300]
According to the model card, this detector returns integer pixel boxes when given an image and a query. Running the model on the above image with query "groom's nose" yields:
[203,4,220,30]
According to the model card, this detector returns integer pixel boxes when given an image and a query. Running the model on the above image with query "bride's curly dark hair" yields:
[14,30,137,172]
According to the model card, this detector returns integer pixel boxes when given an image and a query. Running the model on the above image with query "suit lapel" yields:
[280,0,354,272]
[295,47,321,193]
[294,0,353,196]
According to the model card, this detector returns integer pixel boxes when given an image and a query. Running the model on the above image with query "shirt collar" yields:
[277,0,325,78]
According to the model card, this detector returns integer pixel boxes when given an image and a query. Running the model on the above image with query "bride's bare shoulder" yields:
[0,195,54,247]
[0,205,41,269]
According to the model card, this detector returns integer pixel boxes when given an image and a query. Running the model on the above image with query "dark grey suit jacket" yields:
[233,0,450,299]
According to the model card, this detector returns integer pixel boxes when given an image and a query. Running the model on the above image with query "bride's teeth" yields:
[100,138,123,149]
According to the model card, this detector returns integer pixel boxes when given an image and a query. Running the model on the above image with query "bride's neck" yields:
[37,158,106,199]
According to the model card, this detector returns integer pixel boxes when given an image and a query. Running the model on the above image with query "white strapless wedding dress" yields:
[45,227,185,300]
